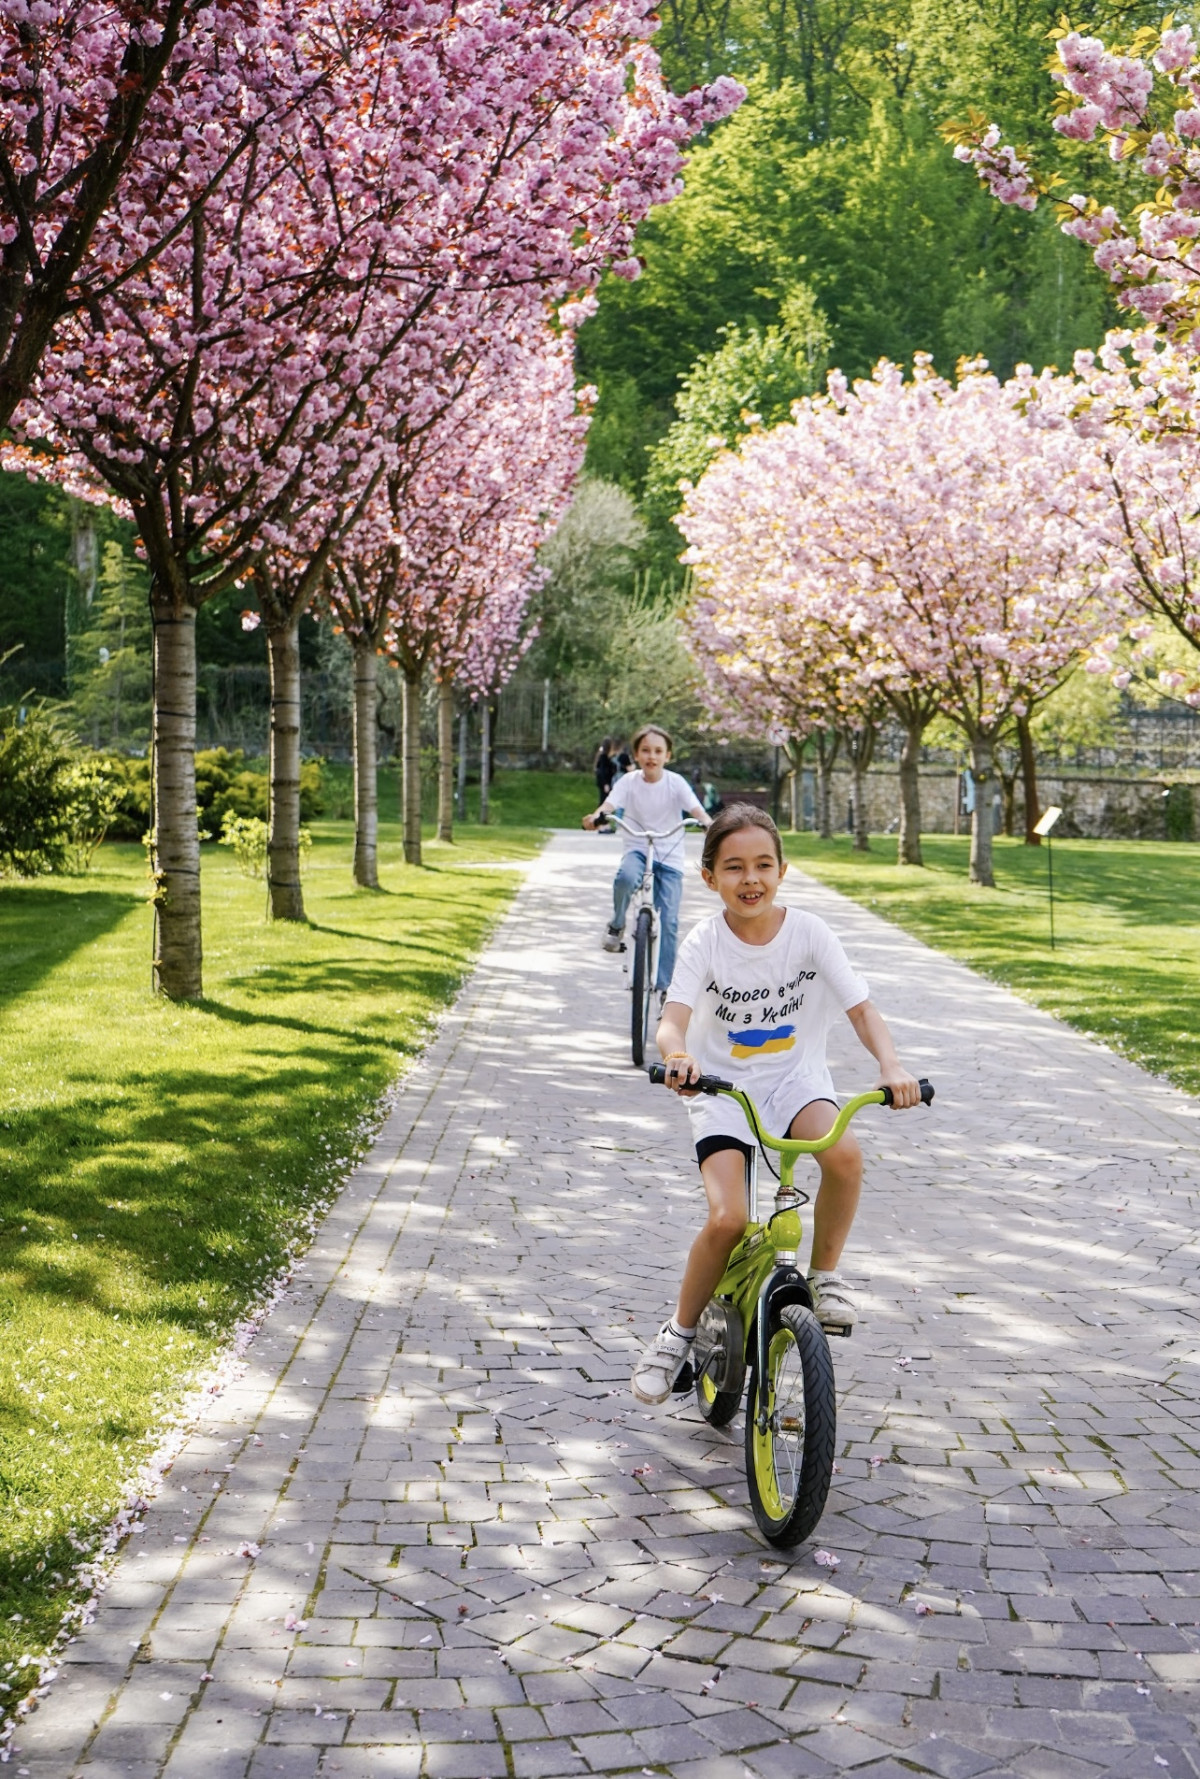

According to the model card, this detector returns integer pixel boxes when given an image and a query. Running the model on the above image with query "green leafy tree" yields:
[0,472,71,696]
[580,0,1160,495]
[644,285,831,574]
[523,478,702,746]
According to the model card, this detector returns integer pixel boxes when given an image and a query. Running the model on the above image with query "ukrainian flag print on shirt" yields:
[728,1025,796,1060]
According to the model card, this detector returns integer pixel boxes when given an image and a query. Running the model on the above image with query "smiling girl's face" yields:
[701,823,787,934]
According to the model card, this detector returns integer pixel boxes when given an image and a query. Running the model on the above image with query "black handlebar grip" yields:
[647,1064,733,1095]
[881,1078,935,1108]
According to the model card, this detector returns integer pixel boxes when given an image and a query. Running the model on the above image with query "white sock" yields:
[668,1319,696,1341]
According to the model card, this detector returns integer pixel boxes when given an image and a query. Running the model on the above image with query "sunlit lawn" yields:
[0,806,541,1709]
[785,832,1200,1098]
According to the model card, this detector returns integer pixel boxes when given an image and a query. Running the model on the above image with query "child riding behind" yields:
[582,725,710,1001]
[633,803,922,1405]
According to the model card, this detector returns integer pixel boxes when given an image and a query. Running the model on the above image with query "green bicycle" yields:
[648,1064,934,1547]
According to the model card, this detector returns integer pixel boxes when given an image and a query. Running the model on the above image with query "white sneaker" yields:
[602,924,624,953]
[808,1270,857,1335]
[631,1322,694,1404]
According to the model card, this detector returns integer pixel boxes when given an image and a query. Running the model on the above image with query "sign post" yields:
[1032,805,1063,948]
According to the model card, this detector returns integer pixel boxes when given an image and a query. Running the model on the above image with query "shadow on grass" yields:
[0,1046,395,1324]
[0,884,141,1010]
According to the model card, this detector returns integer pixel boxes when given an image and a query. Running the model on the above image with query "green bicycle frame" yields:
[704,1087,887,1429]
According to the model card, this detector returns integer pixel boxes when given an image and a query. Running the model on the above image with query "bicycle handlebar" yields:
[609,815,704,841]
[648,1063,933,1108]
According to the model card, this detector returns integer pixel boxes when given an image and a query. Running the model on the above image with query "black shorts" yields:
[694,1096,837,1169]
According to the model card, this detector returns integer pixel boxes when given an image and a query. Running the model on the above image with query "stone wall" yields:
[790,766,1198,842]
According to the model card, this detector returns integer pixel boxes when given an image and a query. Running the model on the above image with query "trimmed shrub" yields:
[0,703,77,874]
[99,750,325,841]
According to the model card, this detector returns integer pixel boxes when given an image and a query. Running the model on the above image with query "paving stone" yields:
[16,836,1200,1778]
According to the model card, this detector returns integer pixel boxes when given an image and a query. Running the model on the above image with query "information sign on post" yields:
[1033,805,1063,948]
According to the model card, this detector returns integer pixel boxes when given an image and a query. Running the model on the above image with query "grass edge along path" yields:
[0,817,544,1731]
[783,833,1200,1101]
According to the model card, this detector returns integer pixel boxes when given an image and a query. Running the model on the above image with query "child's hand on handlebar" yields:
[662,1052,701,1095]
[878,1066,924,1109]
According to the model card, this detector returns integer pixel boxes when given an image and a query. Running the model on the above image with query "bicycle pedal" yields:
[822,1323,853,1339]
[673,1360,695,1393]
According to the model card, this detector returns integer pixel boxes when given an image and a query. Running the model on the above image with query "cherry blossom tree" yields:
[680,358,1119,885]
[948,21,1200,345]
[333,315,585,877]
[11,0,741,997]
[1020,329,1200,706]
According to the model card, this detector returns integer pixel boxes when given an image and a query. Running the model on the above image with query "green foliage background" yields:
[581,0,1159,573]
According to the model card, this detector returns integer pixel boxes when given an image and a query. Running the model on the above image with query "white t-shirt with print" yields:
[666,905,869,1137]
[601,769,702,871]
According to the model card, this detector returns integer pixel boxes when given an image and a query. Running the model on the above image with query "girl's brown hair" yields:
[631,723,672,755]
[702,803,783,873]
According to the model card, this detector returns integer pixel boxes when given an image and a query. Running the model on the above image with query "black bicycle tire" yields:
[630,906,653,1067]
[743,1303,836,1547]
[696,1365,743,1427]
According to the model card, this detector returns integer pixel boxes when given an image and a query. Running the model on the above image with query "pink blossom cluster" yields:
[953,21,1200,341]
[1052,32,1154,135]
[677,356,1122,747]
[952,126,1038,211]
[325,304,586,700]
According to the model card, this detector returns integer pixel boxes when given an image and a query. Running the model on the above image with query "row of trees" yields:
[0,0,740,997]
[679,336,1200,885]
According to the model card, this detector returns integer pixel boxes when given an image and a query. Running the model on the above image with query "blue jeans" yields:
[613,852,683,991]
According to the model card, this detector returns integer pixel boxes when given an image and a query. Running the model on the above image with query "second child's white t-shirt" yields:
[666,905,868,1090]
[601,769,702,871]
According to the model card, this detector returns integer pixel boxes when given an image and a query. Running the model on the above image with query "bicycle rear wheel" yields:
[744,1303,836,1546]
[695,1299,745,1428]
[630,906,653,1066]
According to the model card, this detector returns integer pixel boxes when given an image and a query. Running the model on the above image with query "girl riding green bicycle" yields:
[634,803,923,1405]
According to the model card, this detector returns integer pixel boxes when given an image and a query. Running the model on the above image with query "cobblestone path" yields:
[20,832,1200,1779]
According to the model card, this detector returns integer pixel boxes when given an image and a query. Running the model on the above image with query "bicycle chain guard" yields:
[696,1299,748,1396]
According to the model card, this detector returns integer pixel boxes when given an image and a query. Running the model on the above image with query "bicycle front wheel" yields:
[744,1303,836,1547]
[630,906,653,1066]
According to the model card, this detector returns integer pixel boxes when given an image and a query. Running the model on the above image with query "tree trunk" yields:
[847,725,874,853]
[401,663,422,865]
[479,700,491,824]
[457,709,469,820]
[1018,713,1042,846]
[266,618,306,922]
[150,603,202,1000]
[813,730,839,839]
[969,734,997,887]
[897,715,925,866]
[351,639,379,889]
[437,679,455,843]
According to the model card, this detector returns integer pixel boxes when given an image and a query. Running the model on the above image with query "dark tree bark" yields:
[436,679,455,842]
[351,639,379,889]
[897,716,925,865]
[845,723,875,853]
[969,734,997,887]
[401,664,423,865]
[812,729,839,839]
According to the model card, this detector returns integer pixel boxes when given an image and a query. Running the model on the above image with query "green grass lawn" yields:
[784,833,1200,1098]
[0,810,544,1712]
[319,762,596,828]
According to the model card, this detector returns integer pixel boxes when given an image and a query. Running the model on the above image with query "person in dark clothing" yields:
[594,738,619,803]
